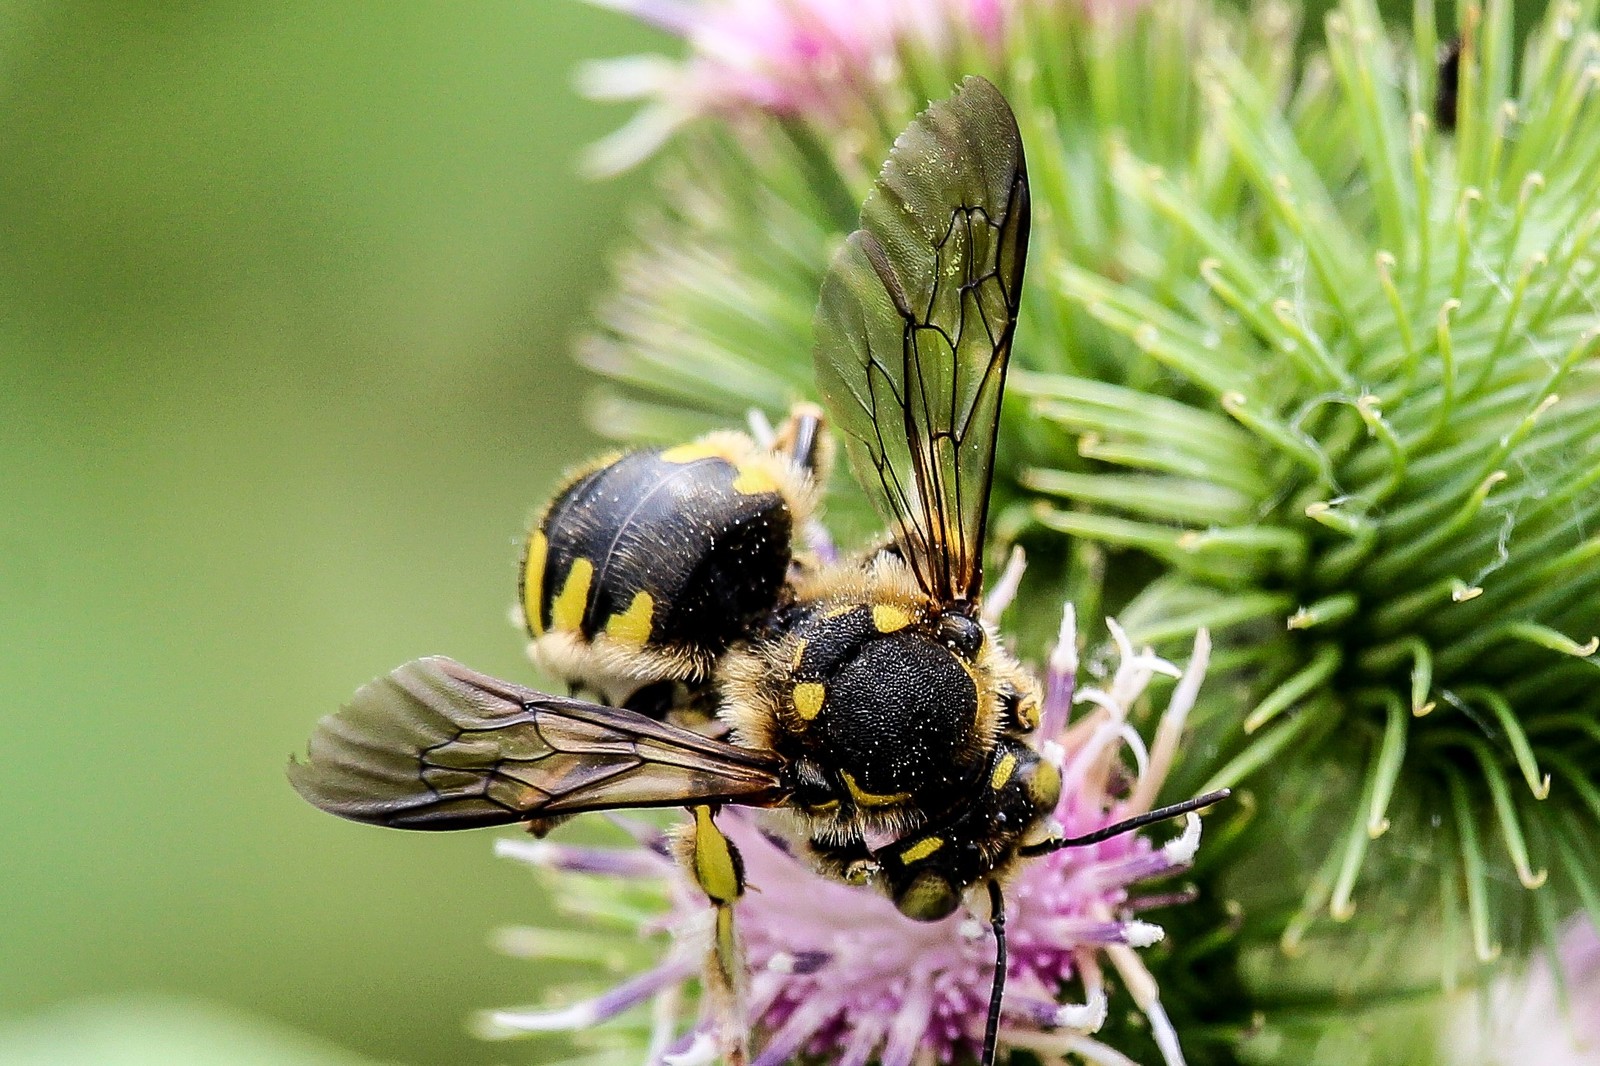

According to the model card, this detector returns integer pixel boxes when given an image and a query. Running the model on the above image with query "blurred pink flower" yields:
[481,608,1216,1066]
[1449,920,1600,1065]
[578,0,1111,173]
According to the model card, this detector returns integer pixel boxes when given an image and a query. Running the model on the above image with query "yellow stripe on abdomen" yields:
[522,531,548,636]
[550,557,594,633]
[604,590,655,648]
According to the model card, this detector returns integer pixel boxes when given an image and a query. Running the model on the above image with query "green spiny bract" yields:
[580,0,1600,1058]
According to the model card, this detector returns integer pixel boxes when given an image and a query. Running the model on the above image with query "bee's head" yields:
[880,740,1062,922]
[891,867,965,921]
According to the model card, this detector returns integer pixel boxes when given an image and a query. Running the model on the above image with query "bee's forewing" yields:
[813,74,1030,605]
[288,657,790,829]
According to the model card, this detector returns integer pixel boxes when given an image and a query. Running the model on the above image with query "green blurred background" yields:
[1,3,660,1063]
[0,1,1485,1064]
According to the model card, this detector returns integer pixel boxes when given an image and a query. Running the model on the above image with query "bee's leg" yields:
[771,403,825,475]
[764,400,838,563]
[678,804,749,1065]
[981,879,1008,1066]
[806,832,879,885]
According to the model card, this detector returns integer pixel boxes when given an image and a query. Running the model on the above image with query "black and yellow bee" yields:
[290,76,1224,1066]
[519,404,828,716]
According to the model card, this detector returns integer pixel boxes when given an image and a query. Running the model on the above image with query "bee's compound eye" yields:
[894,869,962,921]
[937,613,984,658]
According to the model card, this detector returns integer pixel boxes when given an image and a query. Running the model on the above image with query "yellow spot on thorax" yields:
[659,441,724,464]
[840,770,911,808]
[792,682,825,720]
[898,836,944,864]
[731,463,780,496]
[990,751,1018,790]
[789,639,808,669]
[871,604,911,633]
[605,590,655,648]
[522,531,548,636]
[550,557,593,632]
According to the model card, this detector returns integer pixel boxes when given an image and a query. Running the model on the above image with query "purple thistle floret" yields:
[577,0,1136,174]
[482,606,1214,1066]
[1446,920,1600,1065]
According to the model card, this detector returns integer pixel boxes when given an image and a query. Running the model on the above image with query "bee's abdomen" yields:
[522,443,795,684]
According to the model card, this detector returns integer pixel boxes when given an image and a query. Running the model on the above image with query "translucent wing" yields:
[288,657,791,830]
[814,75,1029,605]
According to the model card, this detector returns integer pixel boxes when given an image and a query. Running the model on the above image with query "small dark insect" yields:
[289,76,1226,1066]
[1436,34,1463,132]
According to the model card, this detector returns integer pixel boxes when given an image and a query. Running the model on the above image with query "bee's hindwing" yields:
[814,74,1030,605]
[288,657,790,829]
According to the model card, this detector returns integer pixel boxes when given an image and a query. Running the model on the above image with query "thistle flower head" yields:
[577,0,1118,174]
[579,0,1600,1014]
[483,617,1214,1066]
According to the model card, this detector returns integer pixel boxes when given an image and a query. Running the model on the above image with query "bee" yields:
[289,76,1225,1066]
[519,405,828,717]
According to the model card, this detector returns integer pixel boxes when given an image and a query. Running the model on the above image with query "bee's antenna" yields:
[1019,789,1231,857]
[982,879,1007,1066]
